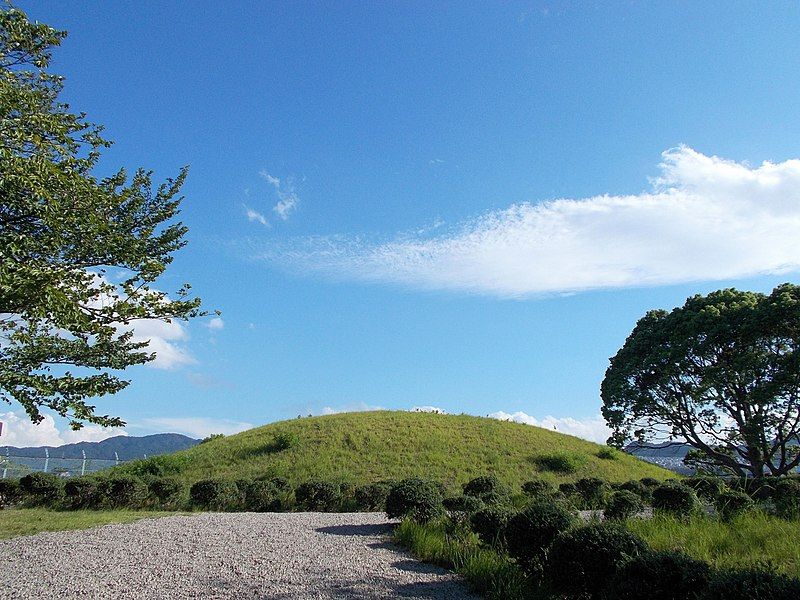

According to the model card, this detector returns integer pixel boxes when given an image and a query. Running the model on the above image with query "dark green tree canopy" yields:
[0,5,205,429]
[602,283,800,478]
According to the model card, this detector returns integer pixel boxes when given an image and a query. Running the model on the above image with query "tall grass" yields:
[394,518,533,600]
[628,511,800,578]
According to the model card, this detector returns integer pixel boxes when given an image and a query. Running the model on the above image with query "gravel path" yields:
[0,512,480,599]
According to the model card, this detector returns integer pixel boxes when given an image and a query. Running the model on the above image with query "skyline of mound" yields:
[119,411,672,488]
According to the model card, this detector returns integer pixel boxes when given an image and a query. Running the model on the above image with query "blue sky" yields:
[6,1,800,445]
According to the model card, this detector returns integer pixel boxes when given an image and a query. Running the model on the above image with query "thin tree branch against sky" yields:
[6,1,800,445]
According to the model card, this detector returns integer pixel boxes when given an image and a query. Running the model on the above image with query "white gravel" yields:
[0,512,481,599]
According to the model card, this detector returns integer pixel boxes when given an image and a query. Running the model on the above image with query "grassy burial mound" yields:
[120,411,670,488]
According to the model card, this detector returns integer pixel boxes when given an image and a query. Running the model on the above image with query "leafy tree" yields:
[602,284,800,478]
[0,5,206,429]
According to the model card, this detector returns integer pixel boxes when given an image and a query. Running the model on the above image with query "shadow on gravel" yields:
[315,523,392,537]
[393,559,447,575]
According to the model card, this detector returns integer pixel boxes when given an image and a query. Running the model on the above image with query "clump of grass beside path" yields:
[0,508,176,540]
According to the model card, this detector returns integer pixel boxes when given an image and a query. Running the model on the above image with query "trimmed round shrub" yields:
[443,494,484,513]
[774,478,800,519]
[534,451,586,474]
[606,549,711,600]
[243,480,282,512]
[715,489,754,521]
[148,477,183,508]
[190,479,241,511]
[575,477,610,509]
[103,475,148,508]
[684,476,726,500]
[19,472,64,506]
[618,479,652,502]
[605,490,644,521]
[548,523,648,599]
[705,567,800,600]
[521,479,556,498]
[295,480,342,512]
[266,476,292,494]
[469,505,513,546]
[640,477,662,489]
[462,475,498,496]
[385,478,443,523]
[64,477,100,509]
[354,482,392,511]
[505,500,578,576]
[0,479,21,508]
[652,482,700,517]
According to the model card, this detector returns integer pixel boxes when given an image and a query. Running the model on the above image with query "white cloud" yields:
[140,417,253,439]
[0,411,127,447]
[320,402,384,415]
[205,317,224,331]
[259,170,281,188]
[263,147,800,297]
[273,193,298,220]
[121,318,195,370]
[489,411,611,443]
[410,406,447,414]
[245,205,269,226]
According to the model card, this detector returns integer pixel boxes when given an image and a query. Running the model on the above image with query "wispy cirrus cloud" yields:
[256,147,800,298]
[244,205,269,226]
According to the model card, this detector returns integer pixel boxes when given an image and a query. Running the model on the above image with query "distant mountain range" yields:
[3,433,200,460]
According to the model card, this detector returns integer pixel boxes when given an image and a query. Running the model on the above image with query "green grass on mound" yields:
[119,411,670,490]
[0,509,175,539]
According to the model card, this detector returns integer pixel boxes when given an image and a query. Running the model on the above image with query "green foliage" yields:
[548,523,648,599]
[0,5,205,428]
[353,482,392,511]
[533,451,587,474]
[628,512,800,578]
[272,431,299,451]
[63,477,99,509]
[18,472,63,506]
[521,478,556,499]
[705,567,800,600]
[385,477,443,523]
[189,479,240,511]
[101,475,148,509]
[294,480,342,512]
[443,494,484,513]
[684,476,726,500]
[596,447,619,460]
[148,477,183,508]
[242,480,283,512]
[617,479,653,502]
[774,478,800,519]
[606,550,711,600]
[574,476,610,509]
[0,478,20,507]
[602,284,800,478]
[469,505,514,547]
[605,490,644,521]
[394,518,531,600]
[505,500,578,577]
[715,489,754,521]
[652,482,700,517]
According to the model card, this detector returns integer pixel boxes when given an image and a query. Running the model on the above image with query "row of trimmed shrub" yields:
[389,474,800,599]
[0,472,397,513]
